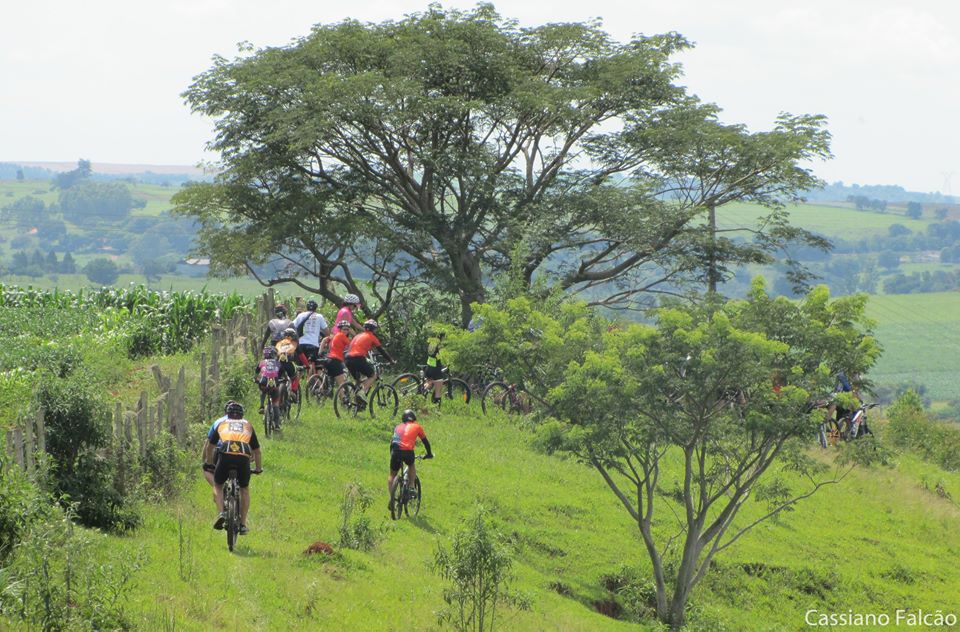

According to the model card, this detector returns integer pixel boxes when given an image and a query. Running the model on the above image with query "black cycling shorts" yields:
[214,453,252,488]
[299,344,320,363]
[424,363,444,380]
[390,447,415,472]
[324,358,345,378]
[346,355,374,380]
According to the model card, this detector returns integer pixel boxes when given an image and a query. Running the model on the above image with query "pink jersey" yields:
[334,306,354,334]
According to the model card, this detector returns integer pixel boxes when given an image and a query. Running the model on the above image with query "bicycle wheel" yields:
[406,477,421,517]
[334,382,360,418]
[445,378,471,404]
[481,381,510,415]
[369,384,399,418]
[225,481,238,551]
[392,373,423,397]
[391,470,406,520]
[306,374,329,407]
[263,402,274,438]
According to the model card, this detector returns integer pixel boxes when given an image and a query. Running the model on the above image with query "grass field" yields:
[716,201,934,238]
[865,291,960,401]
[97,392,960,631]
[0,273,270,296]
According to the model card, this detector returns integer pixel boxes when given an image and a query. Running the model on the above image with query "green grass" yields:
[865,292,960,401]
[716,201,934,238]
[94,394,960,631]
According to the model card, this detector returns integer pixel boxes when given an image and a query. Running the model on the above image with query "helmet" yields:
[337,320,351,331]
[363,319,379,331]
[401,409,417,423]
[262,346,277,359]
[306,299,318,311]
[343,293,360,306]
[225,401,244,419]
[274,304,287,316]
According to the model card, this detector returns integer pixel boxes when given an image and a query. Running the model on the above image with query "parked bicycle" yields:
[817,402,878,447]
[223,466,262,552]
[481,379,533,415]
[392,365,471,405]
[391,454,425,520]
[334,353,399,419]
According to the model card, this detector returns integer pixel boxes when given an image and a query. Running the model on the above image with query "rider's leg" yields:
[432,379,443,402]
[214,483,225,513]
[361,375,376,395]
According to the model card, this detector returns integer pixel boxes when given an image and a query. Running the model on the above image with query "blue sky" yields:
[2,0,958,193]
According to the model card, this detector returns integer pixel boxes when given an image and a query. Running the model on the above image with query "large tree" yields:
[179,4,830,324]
[443,281,881,628]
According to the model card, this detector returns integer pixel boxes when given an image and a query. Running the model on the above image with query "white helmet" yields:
[343,293,360,306]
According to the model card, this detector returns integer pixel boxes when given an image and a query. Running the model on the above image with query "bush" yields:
[0,459,49,560]
[886,390,960,471]
[34,374,140,532]
[435,506,520,631]
[339,481,379,551]
[0,509,141,629]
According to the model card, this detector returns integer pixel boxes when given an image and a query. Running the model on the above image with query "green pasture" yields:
[94,385,960,631]
[0,273,268,296]
[716,201,933,238]
[866,291,960,401]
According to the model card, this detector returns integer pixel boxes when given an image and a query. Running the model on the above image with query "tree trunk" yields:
[707,203,719,294]
[449,248,486,328]
[665,531,704,629]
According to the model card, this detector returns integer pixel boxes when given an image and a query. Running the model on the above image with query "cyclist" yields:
[423,330,446,404]
[255,346,282,414]
[259,304,293,351]
[201,401,233,491]
[319,319,352,389]
[203,401,262,535]
[826,370,861,425]
[345,319,396,401]
[388,409,433,514]
[293,299,328,377]
[275,327,301,401]
[333,294,362,335]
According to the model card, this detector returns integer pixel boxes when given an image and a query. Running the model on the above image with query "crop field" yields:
[716,201,934,238]
[865,291,960,401]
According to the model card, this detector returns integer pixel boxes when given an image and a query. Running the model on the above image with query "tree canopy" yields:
[177,4,830,324]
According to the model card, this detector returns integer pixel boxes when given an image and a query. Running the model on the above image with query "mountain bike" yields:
[391,455,425,520]
[263,381,282,438]
[334,353,399,419]
[305,365,335,407]
[223,466,262,552]
[392,365,471,405]
[816,402,877,447]
[277,376,302,424]
[481,379,533,415]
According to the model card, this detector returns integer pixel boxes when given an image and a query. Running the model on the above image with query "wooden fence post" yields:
[5,430,14,464]
[13,428,24,468]
[114,402,123,445]
[175,367,187,445]
[200,351,208,419]
[35,409,45,456]
[23,421,35,474]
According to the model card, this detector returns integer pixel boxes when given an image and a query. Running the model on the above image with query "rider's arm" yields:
[377,345,396,364]
[252,447,262,472]
[421,436,433,458]
[203,440,216,466]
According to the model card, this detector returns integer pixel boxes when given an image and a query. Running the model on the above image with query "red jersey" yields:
[391,422,426,451]
[328,331,350,361]
[347,331,381,358]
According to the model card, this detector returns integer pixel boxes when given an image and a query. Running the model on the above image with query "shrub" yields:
[33,374,140,532]
[0,509,141,629]
[338,481,379,551]
[0,459,49,560]
[435,506,520,631]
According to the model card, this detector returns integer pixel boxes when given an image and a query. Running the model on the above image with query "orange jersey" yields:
[347,331,381,358]
[328,331,350,361]
[391,422,426,451]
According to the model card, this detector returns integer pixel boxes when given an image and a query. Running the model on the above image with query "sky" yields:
[1,0,958,193]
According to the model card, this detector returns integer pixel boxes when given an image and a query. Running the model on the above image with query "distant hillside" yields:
[0,161,213,185]
[808,181,956,205]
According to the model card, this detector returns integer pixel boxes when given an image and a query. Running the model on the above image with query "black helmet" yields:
[225,401,244,419]
[401,409,417,423]
[306,299,318,311]
[274,304,287,316]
